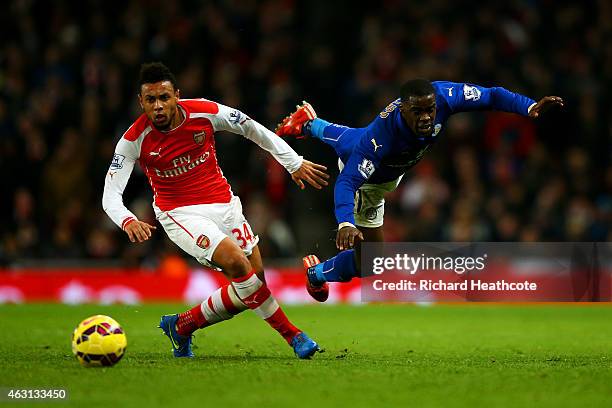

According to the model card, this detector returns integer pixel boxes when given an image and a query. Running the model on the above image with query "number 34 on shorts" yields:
[232,223,255,249]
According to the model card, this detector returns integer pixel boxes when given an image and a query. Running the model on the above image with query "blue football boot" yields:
[291,332,320,359]
[159,314,194,358]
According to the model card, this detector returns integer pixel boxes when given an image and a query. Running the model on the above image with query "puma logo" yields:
[149,148,162,157]
[371,138,383,152]
[243,293,262,306]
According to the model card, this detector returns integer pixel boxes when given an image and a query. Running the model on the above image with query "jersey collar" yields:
[158,104,187,134]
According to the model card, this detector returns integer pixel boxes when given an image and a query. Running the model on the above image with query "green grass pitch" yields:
[1,303,611,407]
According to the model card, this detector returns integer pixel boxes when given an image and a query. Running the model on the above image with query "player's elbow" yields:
[101,191,116,215]
[334,175,363,195]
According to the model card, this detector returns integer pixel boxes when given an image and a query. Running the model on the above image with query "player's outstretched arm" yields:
[290,159,329,190]
[211,102,330,189]
[439,82,564,118]
[123,219,157,243]
[528,96,564,118]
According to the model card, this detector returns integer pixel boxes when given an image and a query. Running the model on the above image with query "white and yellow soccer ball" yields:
[71,315,127,367]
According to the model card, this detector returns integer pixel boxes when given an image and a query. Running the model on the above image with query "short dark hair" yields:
[400,79,434,101]
[138,62,178,93]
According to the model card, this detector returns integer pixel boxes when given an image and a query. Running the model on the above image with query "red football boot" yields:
[275,101,317,139]
[303,255,329,302]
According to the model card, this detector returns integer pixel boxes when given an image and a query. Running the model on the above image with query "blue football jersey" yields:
[334,81,536,225]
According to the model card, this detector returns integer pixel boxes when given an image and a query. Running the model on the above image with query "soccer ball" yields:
[71,315,127,367]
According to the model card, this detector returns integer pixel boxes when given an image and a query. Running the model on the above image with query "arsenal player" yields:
[102,62,329,359]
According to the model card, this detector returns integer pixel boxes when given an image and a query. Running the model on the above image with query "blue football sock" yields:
[308,250,358,284]
[308,118,331,139]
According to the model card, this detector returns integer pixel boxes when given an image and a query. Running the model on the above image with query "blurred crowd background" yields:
[1,0,610,267]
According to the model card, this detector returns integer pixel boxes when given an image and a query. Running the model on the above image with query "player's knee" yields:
[212,238,252,279]
[222,252,251,279]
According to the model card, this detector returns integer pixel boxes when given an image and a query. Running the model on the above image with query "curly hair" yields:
[138,62,178,93]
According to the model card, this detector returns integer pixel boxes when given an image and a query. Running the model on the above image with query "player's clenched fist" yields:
[124,220,157,243]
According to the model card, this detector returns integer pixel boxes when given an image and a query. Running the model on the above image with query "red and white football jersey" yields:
[102,99,303,230]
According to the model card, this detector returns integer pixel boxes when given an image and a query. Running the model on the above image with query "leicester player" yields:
[276,79,563,301]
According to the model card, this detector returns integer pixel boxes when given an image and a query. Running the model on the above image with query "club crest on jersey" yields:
[196,234,210,249]
[193,130,206,146]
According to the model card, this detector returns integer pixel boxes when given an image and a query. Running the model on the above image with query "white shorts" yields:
[154,196,259,269]
[338,158,402,228]
[353,177,402,228]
